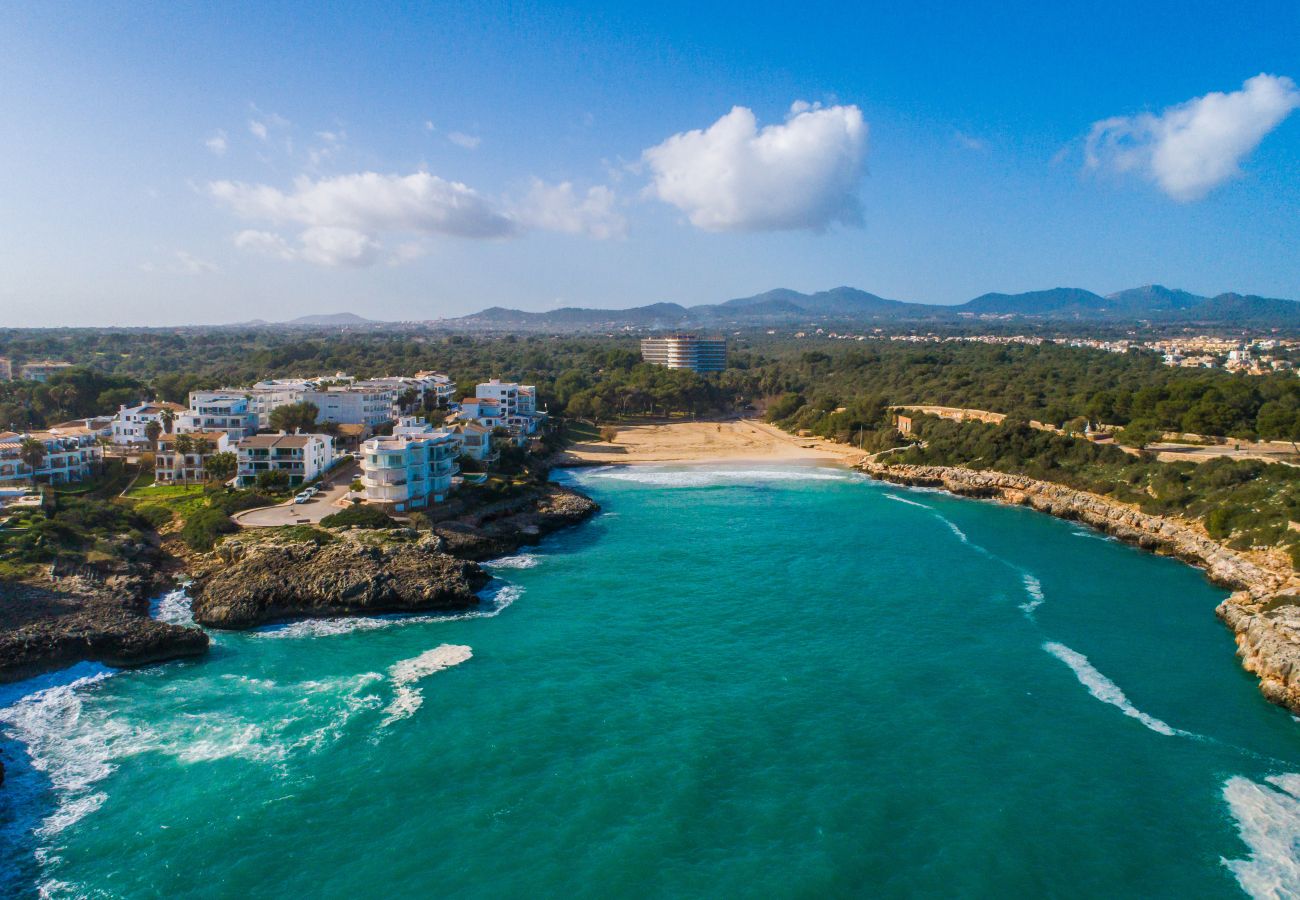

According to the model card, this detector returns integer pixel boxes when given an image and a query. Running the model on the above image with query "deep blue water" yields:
[2,463,1299,898]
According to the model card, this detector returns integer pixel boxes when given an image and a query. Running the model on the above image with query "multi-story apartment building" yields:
[452,421,497,463]
[20,360,75,382]
[0,430,103,485]
[458,379,544,440]
[111,402,187,446]
[413,371,457,407]
[155,431,231,484]
[235,432,335,488]
[640,335,727,372]
[360,417,461,512]
[179,392,260,440]
[304,385,397,428]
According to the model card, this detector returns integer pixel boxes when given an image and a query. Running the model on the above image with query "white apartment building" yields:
[640,335,727,372]
[236,432,335,488]
[155,431,230,484]
[19,360,75,382]
[413,371,457,406]
[179,392,260,440]
[111,402,187,446]
[360,417,461,511]
[304,385,397,428]
[0,430,103,485]
[452,421,497,462]
[457,379,544,441]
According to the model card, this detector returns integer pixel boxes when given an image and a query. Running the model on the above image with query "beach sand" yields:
[556,419,868,466]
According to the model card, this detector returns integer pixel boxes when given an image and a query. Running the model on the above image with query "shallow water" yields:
[3,463,1299,898]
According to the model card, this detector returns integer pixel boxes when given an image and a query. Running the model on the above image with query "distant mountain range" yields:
[446,285,1300,331]
[225,312,381,328]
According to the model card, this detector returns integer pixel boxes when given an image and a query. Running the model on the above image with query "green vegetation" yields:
[181,507,239,551]
[320,505,399,529]
[277,525,337,546]
[254,470,291,492]
[268,401,320,434]
[0,492,153,571]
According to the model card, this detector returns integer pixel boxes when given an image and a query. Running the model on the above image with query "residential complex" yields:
[455,379,545,444]
[18,360,75,382]
[360,417,460,511]
[640,335,727,372]
[0,429,103,485]
[236,433,335,488]
[111,402,187,446]
[155,431,231,484]
[180,392,260,440]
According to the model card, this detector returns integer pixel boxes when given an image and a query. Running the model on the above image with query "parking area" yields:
[233,459,360,528]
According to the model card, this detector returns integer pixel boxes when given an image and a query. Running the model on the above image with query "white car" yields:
[293,492,313,504]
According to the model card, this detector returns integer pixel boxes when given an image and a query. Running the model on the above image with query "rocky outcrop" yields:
[433,483,600,561]
[189,532,492,629]
[0,571,210,684]
[861,461,1300,714]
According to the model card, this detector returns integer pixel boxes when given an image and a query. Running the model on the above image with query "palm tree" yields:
[170,433,193,482]
[19,437,46,483]
[144,420,162,450]
[160,408,176,434]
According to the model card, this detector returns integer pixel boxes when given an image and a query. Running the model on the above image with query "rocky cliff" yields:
[0,570,210,683]
[861,461,1300,714]
[189,532,492,629]
[433,482,600,561]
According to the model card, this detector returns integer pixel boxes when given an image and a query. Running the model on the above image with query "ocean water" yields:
[3,463,1300,899]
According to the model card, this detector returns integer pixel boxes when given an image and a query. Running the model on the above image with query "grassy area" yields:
[122,481,209,519]
[564,419,601,442]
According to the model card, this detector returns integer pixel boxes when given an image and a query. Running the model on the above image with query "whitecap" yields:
[884,493,932,510]
[486,553,539,569]
[380,645,473,727]
[1223,773,1300,899]
[1020,574,1045,615]
[1042,642,1189,737]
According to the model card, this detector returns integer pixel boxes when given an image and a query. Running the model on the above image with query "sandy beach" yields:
[556,419,868,466]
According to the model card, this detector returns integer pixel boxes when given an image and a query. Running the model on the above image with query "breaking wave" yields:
[1020,574,1045,615]
[1043,642,1189,737]
[253,583,524,639]
[1223,773,1300,899]
[380,645,473,727]
[884,493,932,510]
[486,553,539,569]
[151,589,194,627]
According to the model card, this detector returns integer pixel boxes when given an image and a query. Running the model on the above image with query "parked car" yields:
[293,492,312,504]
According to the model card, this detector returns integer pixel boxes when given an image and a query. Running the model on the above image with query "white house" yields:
[360,417,461,511]
[111,402,187,446]
[456,379,544,443]
[452,421,497,463]
[236,432,335,488]
[155,431,231,484]
[0,430,103,485]
[179,392,259,440]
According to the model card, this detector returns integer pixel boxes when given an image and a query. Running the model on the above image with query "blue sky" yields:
[2,1,1298,326]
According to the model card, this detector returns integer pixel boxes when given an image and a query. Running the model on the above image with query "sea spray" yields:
[1042,642,1189,737]
[380,645,473,727]
[252,584,523,640]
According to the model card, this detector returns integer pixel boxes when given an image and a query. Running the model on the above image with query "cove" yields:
[2,463,1298,899]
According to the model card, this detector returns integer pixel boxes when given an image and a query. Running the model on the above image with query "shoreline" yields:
[857,460,1300,714]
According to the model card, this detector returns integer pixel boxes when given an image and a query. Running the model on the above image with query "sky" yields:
[1,1,1299,327]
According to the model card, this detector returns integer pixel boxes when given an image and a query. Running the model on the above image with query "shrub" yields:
[182,507,238,551]
[279,525,337,546]
[408,511,432,531]
[350,478,364,492]
[136,504,174,530]
[320,505,398,529]
[599,425,618,443]
[208,490,275,515]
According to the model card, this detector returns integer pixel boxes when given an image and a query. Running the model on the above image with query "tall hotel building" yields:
[639,335,727,372]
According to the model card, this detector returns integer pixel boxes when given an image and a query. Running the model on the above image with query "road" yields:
[234,459,360,528]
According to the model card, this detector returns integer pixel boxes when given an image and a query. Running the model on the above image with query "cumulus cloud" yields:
[215,170,621,266]
[641,101,868,232]
[1085,73,1300,201]
[447,131,481,150]
[514,179,625,239]
[205,130,228,156]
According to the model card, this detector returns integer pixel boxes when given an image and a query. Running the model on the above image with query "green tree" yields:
[255,469,291,492]
[204,451,237,484]
[19,437,46,481]
[160,408,176,434]
[269,401,320,434]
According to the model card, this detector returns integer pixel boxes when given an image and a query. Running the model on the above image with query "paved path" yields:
[234,460,360,528]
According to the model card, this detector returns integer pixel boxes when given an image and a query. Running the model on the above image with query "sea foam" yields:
[253,583,524,639]
[380,645,473,727]
[151,589,194,627]
[884,493,932,510]
[486,553,540,569]
[1043,642,1187,737]
[1223,773,1300,899]
[1020,574,1045,615]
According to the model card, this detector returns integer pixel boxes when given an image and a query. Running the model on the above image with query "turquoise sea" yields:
[3,463,1300,898]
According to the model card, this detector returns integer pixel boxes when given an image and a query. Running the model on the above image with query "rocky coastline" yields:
[0,564,209,684]
[859,460,1300,714]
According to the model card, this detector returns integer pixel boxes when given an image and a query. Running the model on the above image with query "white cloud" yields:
[248,119,268,140]
[233,227,378,267]
[205,130,228,156]
[1085,73,1300,201]
[233,229,295,260]
[642,101,868,232]
[247,106,290,143]
[141,250,220,275]
[514,179,625,239]
[447,131,481,150]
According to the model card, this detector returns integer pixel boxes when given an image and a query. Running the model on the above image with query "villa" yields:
[456,379,545,444]
[452,421,497,463]
[360,417,461,511]
[235,432,335,488]
[0,429,103,485]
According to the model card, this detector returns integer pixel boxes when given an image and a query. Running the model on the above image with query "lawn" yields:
[123,481,209,518]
